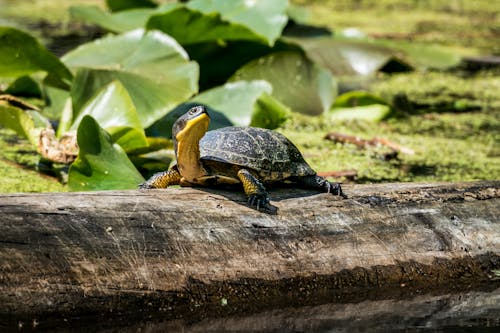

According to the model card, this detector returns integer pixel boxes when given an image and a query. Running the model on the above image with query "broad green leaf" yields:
[333,91,390,108]
[187,0,288,46]
[147,6,267,45]
[70,80,147,152]
[5,76,42,97]
[231,51,336,115]
[42,85,71,121]
[0,100,49,145]
[106,0,156,12]
[69,115,144,191]
[298,36,460,73]
[70,5,154,33]
[193,80,290,128]
[147,81,290,138]
[372,39,461,69]
[0,27,72,88]
[287,37,410,77]
[328,91,393,122]
[192,80,274,126]
[186,39,300,90]
[146,102,233,139]
[250,92,290,129]
[62,29,199,128]
[327,104,393,122]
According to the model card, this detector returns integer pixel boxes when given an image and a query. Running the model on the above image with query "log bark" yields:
[0,181,499,324]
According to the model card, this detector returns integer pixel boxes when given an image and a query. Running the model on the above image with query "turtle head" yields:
[172,105,211,181]
[173,105,210,145]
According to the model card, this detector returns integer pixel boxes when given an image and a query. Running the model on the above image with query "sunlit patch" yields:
[244,0,256,8]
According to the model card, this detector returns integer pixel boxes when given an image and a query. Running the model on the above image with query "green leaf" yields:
[5,76,42,97]
[106,0,157,12]
[0,100,49,145]
[187,0,288,46]
[147,81,290,138]
[193,80,290,128]
[288,37,410,77]
[0,27,72,88]
[372,39,461,69]
[297,36,460,73]
[63,29,199,128]
[327,104,393,122]
[70,5,154,33]
[42,85,71,121]
[333,91,390,108]
[250,92,290,129]
[192,80,274,126]
[147,6,267,45]
[69,115,144,191]
[146,102,233,139]
[186,39,300,90]
[231,51,336,115]
[328,91,394,122]
[70,80,148,152]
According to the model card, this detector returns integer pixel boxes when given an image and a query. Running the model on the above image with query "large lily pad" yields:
[147,80,290,139]
[70,5,154,33]
[231,51,336,115]
[147,6,267,45]
[328,91,394,122]
[372,39,461,69]
[192,80,289,127]
[69,115,144,191]
[70,80,148,152]
[291,36,460,76]
[288,37,409,77]
[62,29,199,128]
[327,104,393,122]
[147,0,288,46]
[0,27,72,88]
[187,0,288,46]
[186,39,300,90]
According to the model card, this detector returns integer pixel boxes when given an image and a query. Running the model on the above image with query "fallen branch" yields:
[325,132,415,155]
[0,181,498,322]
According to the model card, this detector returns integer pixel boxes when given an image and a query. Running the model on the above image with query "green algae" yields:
[279,107,500,184]
[0,0,499,192]
[0,128,66,193]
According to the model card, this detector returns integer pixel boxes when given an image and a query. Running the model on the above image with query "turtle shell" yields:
[199,126,316,180]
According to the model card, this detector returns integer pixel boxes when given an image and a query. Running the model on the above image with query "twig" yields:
[325,132,415,155]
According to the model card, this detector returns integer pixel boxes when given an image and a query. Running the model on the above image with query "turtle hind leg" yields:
[298,175,346,198]
[237,169,277,214]
[139,167,181,189]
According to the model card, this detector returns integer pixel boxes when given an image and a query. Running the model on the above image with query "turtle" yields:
[139,105,343,213]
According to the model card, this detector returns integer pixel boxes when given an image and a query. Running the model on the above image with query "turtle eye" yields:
[188,107,199,115]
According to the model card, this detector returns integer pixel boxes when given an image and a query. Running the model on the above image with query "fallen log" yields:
[0,181,499,326]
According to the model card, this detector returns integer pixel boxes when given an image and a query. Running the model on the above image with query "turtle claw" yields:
[327,182,346,198]
[248,194,277,215]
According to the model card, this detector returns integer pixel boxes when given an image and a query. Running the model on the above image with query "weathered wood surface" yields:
[0,181,499,323]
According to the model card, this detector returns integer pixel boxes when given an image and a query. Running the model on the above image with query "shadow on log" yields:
[0,181,499,329]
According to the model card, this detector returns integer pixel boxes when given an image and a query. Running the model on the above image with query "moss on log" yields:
[0,181,499,324]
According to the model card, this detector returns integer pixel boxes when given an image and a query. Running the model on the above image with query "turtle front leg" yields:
[298,175,346,198]
[139,166,181,189]
[237,169,277,214]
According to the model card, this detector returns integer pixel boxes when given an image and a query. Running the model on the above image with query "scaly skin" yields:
[237,169,277,214]
[139,167,181,189]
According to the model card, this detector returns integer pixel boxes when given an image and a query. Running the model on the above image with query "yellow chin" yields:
[175,113,209,142]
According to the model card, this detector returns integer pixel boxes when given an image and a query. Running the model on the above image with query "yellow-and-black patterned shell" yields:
[199,127,316,180]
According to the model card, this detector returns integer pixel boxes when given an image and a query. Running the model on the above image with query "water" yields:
[5,286,499,332]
